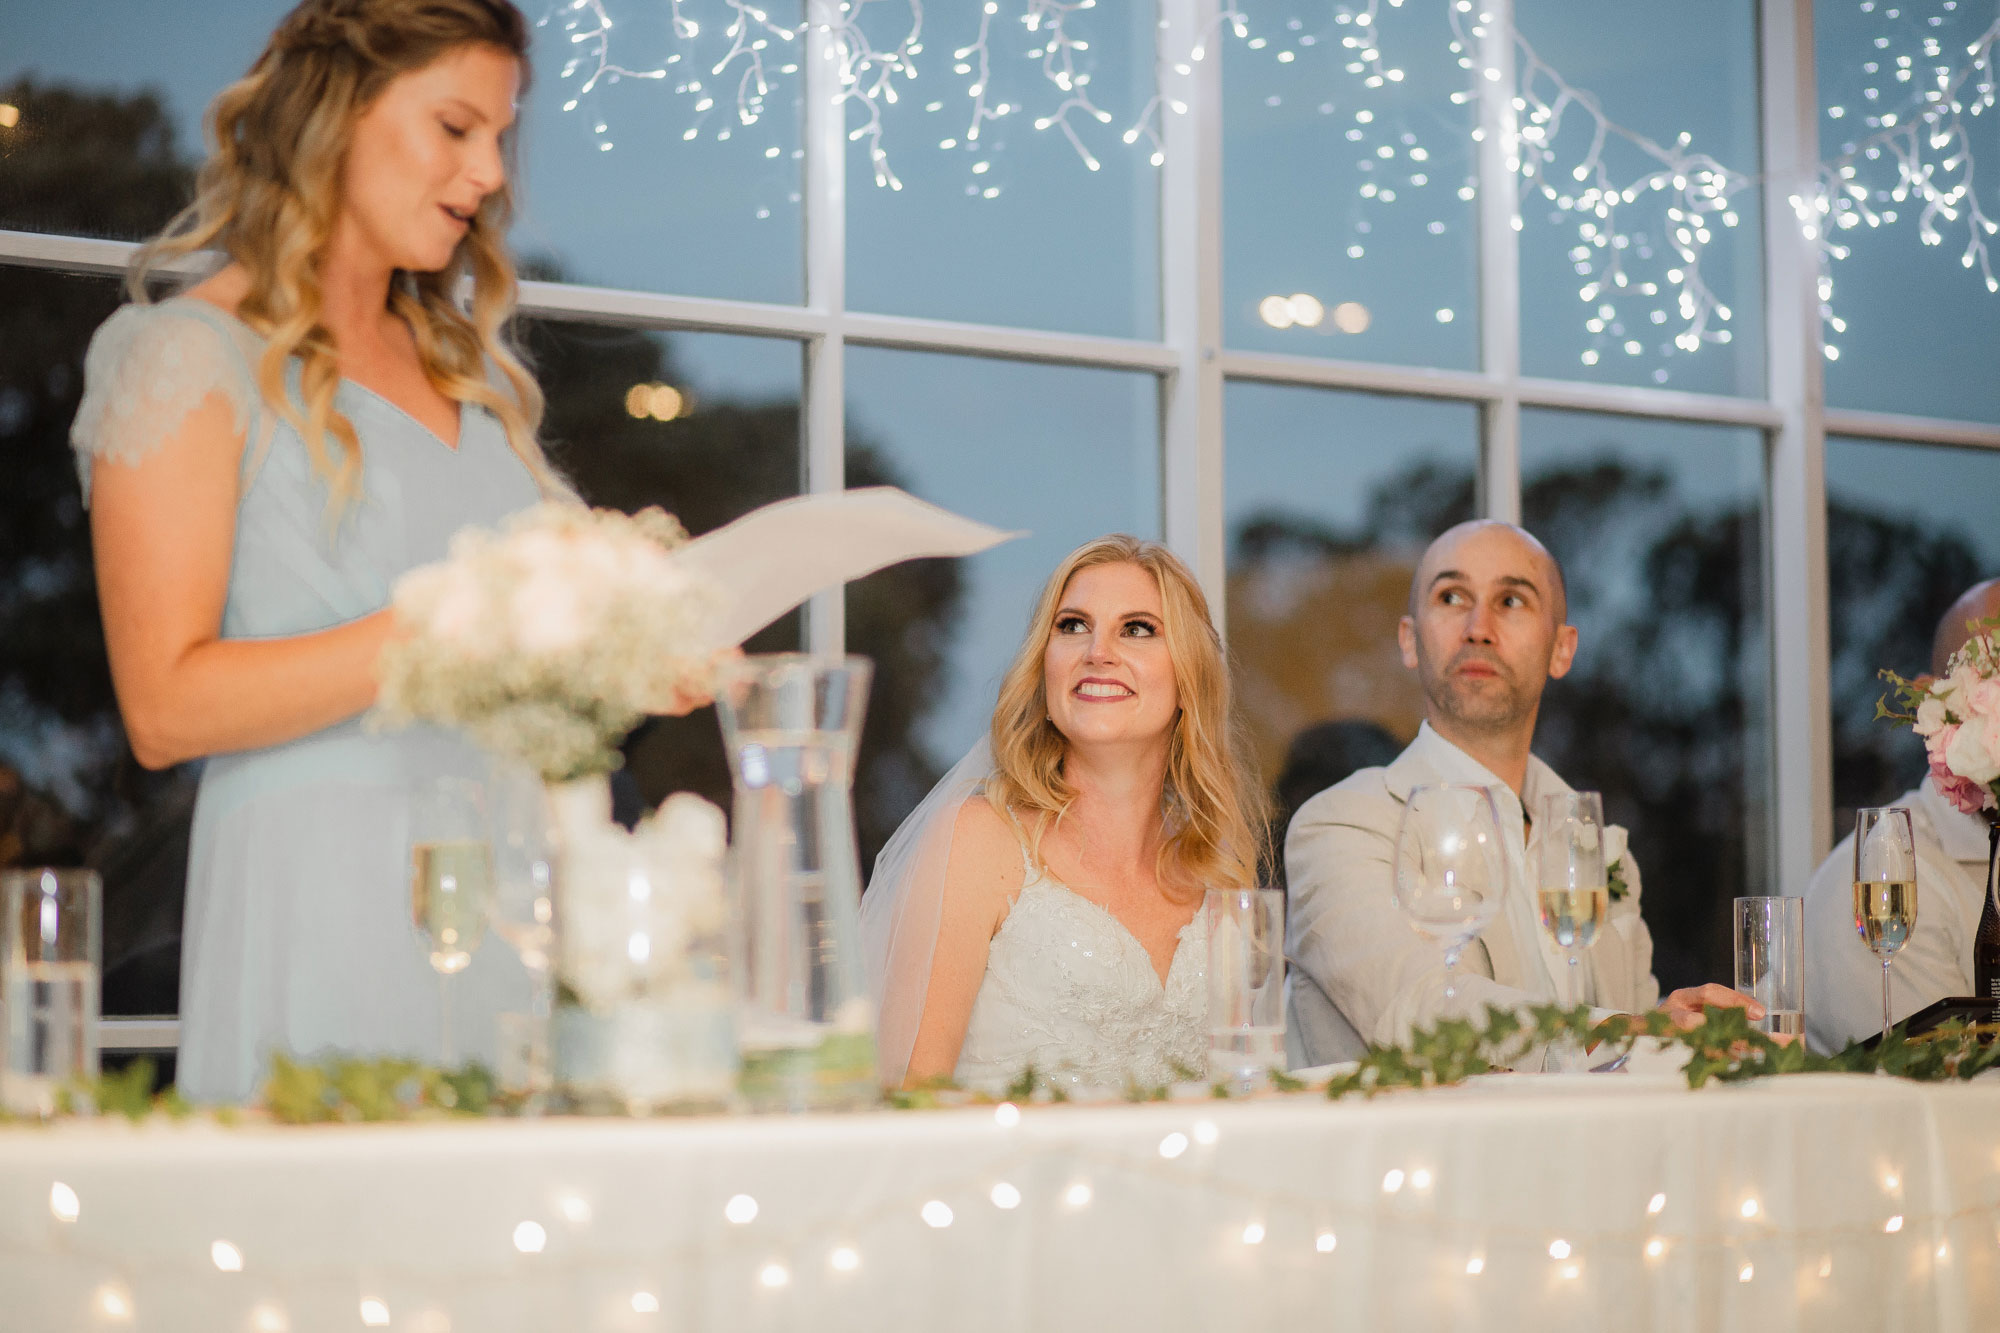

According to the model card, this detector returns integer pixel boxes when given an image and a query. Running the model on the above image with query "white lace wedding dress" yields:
[953,849,1208,1092]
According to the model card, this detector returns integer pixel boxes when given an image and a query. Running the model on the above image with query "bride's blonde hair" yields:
[129,0,562,515]
[985,535,1268,899]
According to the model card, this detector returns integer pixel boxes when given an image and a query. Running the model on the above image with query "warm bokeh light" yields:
[1263,294,1371,334]
[95,1286,132,1322]
[0,103,20,129]
[648,384,684,420]
[625,382,689,422]
[1257,295,1295,330]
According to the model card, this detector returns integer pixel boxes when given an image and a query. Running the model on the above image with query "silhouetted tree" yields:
[0,81,198,1017]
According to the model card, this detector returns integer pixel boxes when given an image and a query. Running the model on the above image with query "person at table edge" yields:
[1284,519,1762,1068]
[1802,577,2000,1054]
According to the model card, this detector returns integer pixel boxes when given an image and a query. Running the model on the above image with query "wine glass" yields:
[410,776,493,1067]
[488,766,557,1096]
[1853,806,1918,1042]
[1393,784,1506,1002]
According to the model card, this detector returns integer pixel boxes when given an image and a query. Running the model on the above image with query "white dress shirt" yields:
[1284,723,1660,1067]
[1803,776,1993,1054]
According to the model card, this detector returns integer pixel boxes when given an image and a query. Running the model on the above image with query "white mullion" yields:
[1760,0,1834,893]
[0,229,203,279]
[1220,350,1503,404]
[803,0,848,657]
[841,310,1178,372]
[1159,0,1226,621]
[518,280,825,338]
[1475,0,1522,522]
[1823,407,2000,453]
[1515,375,1784,429]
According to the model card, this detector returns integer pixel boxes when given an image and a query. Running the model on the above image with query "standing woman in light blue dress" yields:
[71,0,566,1102]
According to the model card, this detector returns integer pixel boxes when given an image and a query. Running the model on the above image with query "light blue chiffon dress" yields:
[72,296,541,1102]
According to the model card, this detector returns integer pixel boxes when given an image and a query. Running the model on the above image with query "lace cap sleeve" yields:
[69,302,257,505]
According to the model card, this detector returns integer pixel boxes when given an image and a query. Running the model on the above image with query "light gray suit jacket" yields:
[1284,724,1660,1067]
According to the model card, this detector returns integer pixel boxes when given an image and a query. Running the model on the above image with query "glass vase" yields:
[715,654,878,1111]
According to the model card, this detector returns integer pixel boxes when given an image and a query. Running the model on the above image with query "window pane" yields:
[0,0,261,240]
[1817,6,2000,422]
[1514,1,1764,396]
[519,323,805,820]
[518,0,803,301]
[1520,410,1771,990]
[1223,383,1479,855]
[0,0,803,303]
[844,348,1161,864]
[1,265,189,1021]
[844,3,1159,337]
[1826,437,2000,826]
[1223,0,1478,368]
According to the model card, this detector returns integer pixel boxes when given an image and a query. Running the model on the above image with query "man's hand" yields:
[1657,983,1765,1030]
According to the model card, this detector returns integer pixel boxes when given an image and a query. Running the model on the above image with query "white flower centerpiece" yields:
[375,502,738,1111]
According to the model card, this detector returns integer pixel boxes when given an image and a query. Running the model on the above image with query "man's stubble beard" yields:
[1418,646,1539,736]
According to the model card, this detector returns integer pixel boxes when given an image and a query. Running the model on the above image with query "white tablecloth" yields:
[3,1073,1998,1332]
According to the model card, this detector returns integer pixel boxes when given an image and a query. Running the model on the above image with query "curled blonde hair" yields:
[129,0,563,516]
[986,535,1269,899]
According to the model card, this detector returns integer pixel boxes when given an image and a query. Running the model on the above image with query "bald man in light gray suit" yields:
[1284,520,1758,1067]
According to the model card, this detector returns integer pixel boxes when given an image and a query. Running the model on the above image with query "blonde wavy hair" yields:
[985,535,1269,899]
[129,0,563,515]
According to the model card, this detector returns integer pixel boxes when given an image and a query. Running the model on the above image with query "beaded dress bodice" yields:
[954,855,1208,1092]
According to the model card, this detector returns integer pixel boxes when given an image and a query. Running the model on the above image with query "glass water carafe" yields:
[715,654,878,1111]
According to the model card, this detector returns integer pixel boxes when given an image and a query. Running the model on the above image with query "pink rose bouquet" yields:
[1878,616,2000,821]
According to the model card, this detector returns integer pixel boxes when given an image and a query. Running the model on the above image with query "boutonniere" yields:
[1604,823,1632,902]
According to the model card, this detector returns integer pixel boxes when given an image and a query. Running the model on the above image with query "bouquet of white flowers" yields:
[1878,615,2000,820]
[374,503,722,783]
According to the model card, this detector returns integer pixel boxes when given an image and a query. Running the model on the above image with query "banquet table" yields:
[3,1072,1998,1333]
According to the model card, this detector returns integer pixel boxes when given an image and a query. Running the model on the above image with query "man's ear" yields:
[1546,622,1580,680]
[1397,614,1419,670]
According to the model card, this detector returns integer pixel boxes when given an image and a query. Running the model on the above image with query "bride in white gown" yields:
[860,535,1269,1091]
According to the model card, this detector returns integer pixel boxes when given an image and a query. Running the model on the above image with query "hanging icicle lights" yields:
[548,1,2000,376]
[1442,2,1755,374]
[1812,1,2000,363]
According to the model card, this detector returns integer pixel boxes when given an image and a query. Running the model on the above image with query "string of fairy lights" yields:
[542,0,2000,379]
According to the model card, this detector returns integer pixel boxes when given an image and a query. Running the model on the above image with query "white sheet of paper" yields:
[672,487,1023,647]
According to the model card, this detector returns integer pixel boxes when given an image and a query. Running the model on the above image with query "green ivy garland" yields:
[5,1006,1992,1126]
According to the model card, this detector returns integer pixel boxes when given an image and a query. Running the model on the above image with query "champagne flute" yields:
[1393,784,1506,1003]
[1536,792,1608,1072]
[410,776,493,1067]
[1853,806,1918,1042]
[1536,792,1609,997]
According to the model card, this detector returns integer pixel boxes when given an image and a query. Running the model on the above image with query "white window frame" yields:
[10,0,2000,1051]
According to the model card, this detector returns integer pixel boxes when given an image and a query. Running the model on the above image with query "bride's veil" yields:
[859,736,997,1088]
